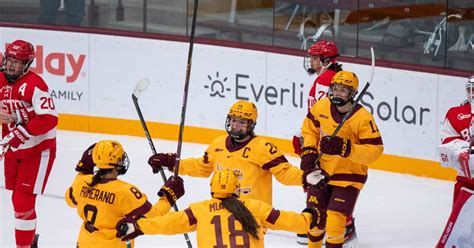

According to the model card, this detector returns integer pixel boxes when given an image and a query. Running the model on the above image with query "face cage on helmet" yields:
[466,81,474,104]
[100,152,129,175]
[303,55,333,75]
[225,116,255,141]
[2,55,34,82]
[328,84,357,106]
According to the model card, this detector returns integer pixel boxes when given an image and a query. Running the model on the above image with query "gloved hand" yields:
[148,153,176,173]
[320,136,351,157]
[458,149,471,177]
[75,143,96,175]
[303,207,323,230]
[158,176,185,205]
[300,147,319,171]
[303,168,329,190]
[0,126,31,149]
[116,217,143,241]
[292,135,303,155]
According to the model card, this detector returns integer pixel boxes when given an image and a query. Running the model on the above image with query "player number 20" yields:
[40,96,55,110]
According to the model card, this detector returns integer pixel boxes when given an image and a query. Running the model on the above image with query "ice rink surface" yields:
[1,130,453,247]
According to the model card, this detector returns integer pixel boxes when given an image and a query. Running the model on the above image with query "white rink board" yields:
[0,27,467,161]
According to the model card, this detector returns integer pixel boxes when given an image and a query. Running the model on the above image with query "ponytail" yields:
[330,63,343,72]
[221,196,259,240]
[87,169,113,188]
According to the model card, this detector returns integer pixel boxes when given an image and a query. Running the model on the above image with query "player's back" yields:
[69,175,148,248]
[190,198,267,247]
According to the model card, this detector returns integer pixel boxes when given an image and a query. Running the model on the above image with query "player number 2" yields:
[211,215,250,247]
[265,142,277,155]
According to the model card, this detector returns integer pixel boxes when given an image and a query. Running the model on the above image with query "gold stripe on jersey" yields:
[178,135,303,204]
[65,173,172,248]
[138,198,313,248]
[302,98,384,189]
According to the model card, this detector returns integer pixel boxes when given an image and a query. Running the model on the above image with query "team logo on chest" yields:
[457,113,471,120]
[2,85,12,99]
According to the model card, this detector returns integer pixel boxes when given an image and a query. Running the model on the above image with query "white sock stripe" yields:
[33,149,50,194]
[15,218,36,231]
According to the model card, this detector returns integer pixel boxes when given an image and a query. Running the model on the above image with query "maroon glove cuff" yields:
[158,176,184,205]
[148,153,176,174]
[300,147,319,171]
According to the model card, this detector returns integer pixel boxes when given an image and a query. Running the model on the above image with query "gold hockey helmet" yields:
[228,100,258,123]
[331,71,359,91]
[92,140,129,174]
[210,169,240,198]
[329,71,359,106]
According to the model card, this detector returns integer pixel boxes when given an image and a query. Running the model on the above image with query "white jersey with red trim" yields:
[0,71,57,158]
[440,101,472,145]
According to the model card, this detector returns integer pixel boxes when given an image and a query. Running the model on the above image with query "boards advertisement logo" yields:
[203,71,305,108]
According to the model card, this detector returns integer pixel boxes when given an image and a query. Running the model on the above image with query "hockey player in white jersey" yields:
[437,75,474,248]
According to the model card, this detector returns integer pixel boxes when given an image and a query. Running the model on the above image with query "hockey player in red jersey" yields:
[0,40,58,247]
[303,40,343,112]
[436,75,474,248]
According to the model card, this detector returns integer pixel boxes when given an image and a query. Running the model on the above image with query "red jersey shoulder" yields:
[315,70,336,87]
[15,72,49,99]
[446,102,471,123]
[445,102,471,132]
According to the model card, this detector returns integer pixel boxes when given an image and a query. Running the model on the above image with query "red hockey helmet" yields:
[307,40,339,64]
[5,40,35,62]
[3,40,35,82]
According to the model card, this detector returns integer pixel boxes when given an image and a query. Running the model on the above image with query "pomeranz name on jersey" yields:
[79,186,116,204]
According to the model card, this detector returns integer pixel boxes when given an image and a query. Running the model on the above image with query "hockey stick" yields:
[314,47,376,165]
[173,0,198,178]
[132,78,193,248]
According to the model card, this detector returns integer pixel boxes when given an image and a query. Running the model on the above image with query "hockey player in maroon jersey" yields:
[436,75,474,247]
[0,40,58,247]
[296,41,360,246]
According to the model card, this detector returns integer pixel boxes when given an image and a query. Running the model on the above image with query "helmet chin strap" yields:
[315,62,332,76]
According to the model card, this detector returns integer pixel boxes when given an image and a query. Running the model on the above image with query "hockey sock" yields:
[12,190,37,247]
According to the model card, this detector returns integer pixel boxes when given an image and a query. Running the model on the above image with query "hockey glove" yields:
[303,207,323,230]
[75,143,96,175]
[300,147,319,171]
[116,217,143,241]
[148,153,176,173]
[320,136,351,157]
[158,176,185,205]
[303,168,329,190]
[292,135,304,155]
[1,126,31,149]
[458,149,472,178]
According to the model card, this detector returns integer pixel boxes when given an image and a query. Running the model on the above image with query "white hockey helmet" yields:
[466,75,474,103]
